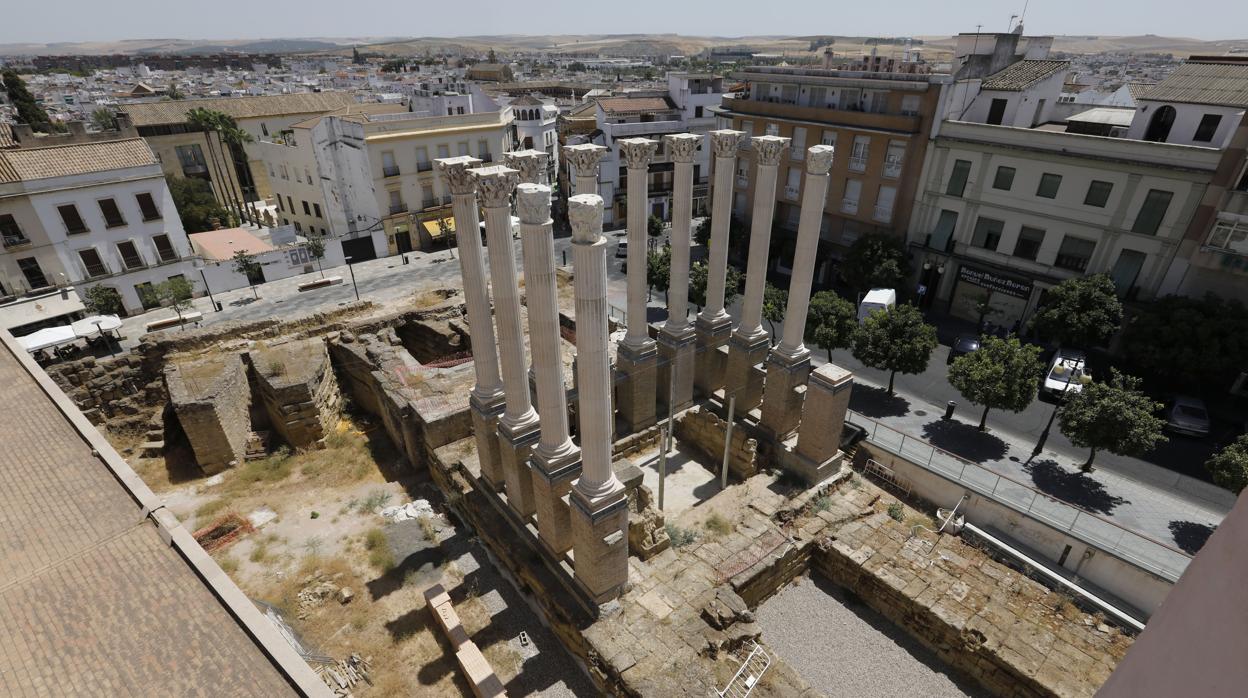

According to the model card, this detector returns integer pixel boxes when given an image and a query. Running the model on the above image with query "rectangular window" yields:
[1055,235,1096,271]
[477,139,490,161]
[135,192,161,220]
[58,204,89,234]
[900,95,921,117]
[302,200,311,216]
[740,119,754,136]
[1194,114,1222,142]
[874,185,896,222]
[791,127,806,159]
[970,217,1005,251]
[313,203,322,218]
[1013,226,1045,260]
[0,214,26,244]
[174,144,207,175]
[17,257,49,289]
[1132,189,1173,235]
[382,151,399,177]
[277,196,285,212]
[883,141,905,179]
[841,179,862,215]
[152,234,178,262]
[287,196,294,214]
[437,144,450,159]
[849,136,869,173]
[1037,173,1062,199]
[79,248,108,277]
[992,166,1015,191]
[946,159,971,197]
[785,167,801,199]
[458,142,470,156]
[294,221,301,233]
[416,146,431,171]
[98,198,126,228]
[930,209,958,250]
[1084,180,1113,207]
[116,240,144,270]
[987,98,1008,125]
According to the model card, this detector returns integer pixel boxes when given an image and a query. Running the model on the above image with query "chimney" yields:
[67,121,87,138]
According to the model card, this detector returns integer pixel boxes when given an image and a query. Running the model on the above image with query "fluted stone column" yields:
[473,164,541,518]
[518,182,582,555]
[724,135,790,413]
[695,130,745,398]
[761,145,835,439]
[657,133,701,413]
[436,156,506,490]
[568,194,630,605]
[779,362,854,485]
[505,149,548,185]
[563,143,607,196]
[616,137,659,433]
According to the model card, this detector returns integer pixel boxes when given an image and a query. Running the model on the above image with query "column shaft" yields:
[701,130,742,323]
[736,136,790,340]
[777,145,836,357]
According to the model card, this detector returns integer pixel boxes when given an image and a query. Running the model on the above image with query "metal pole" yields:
[721,395,735,489]
[346,257,359,301]
[657,425,667,511]
[198,268,219,311]
[1033,365,1077,456]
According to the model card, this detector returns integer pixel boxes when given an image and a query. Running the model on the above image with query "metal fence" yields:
[847,409,1192,582]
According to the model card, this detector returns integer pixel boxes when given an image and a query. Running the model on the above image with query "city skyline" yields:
[2,0,1245,46]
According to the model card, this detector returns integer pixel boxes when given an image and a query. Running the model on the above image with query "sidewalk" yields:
[844,372,1226,558]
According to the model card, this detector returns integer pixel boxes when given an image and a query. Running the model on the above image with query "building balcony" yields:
[383,166,401,178]
[784,185,800,200]
[848,157,867,173]
[1206,214,1248,257]
[421,198,441,210]
[417,161,434,172]
[873,205,893,223]
[2,235,32,250]
[720,96,922,133]
[883,162,902,179]
[389,203,409,215]
[841,199,858,215]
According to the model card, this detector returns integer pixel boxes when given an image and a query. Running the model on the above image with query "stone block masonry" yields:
[249,339,341,450]
[165,354,251,474]
[674,406,758,481]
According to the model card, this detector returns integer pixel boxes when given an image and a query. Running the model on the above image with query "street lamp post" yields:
[1033,364,1091,457]
[345,256,360,301]
[198,268,219,312]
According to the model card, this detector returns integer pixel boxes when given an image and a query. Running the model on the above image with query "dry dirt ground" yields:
[122,415,593,697]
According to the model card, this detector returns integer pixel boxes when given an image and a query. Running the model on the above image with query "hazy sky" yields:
[2,0,1243,44]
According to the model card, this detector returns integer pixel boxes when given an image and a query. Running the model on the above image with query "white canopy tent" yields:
[17,326,78,352]
[71,314,123,338]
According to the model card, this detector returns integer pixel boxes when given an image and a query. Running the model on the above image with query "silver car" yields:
[1164,396,1211,437]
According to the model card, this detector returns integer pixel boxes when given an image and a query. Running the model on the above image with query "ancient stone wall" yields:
[249,339,341,450]
[165,354,251,474]
[46,353,165,428]
[674,406,757,480]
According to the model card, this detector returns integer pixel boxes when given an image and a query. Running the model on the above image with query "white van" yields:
[857,288,897,323]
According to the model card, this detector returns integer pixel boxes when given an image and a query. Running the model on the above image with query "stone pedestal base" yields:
[615,341,657,433]
[796,363,855,464]
[694,314,732,399]
[723,332,770,412]
[657,327,696,415]
[760,350,812,440]
[779,447,846,487]
[499,419,541,518]
[570,487,631,605]
[470,395,506,492]
[531,450,582,556]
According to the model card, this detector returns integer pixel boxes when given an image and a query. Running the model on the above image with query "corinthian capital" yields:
[568,194,604,244]
[618,138,658,170]
[504,149,549,184]
[663,133,701,164]
[751,135,791,167]
[709,129,745,159]
[563,143,607,178]
[806,144,835,176]
[436,155,485,196]
[516,183,552,225]
[471,165,520,208]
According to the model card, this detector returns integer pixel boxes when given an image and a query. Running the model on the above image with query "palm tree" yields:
[218,119,256,224]
[187,109,252,225]
[186,108,238,224]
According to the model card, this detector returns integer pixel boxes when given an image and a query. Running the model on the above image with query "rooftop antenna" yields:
[1009,15,1019,32]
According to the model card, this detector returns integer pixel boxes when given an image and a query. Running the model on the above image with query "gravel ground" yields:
[756,575,987,698]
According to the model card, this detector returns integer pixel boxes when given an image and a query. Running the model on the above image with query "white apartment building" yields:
[510,95,559,185]
[0,139,195,325]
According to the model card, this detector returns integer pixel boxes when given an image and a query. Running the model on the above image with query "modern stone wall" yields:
[165,354,251,474]
[674,406,757,480]
[249,339,341,450]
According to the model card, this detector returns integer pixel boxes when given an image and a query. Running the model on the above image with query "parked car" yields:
[1042,349,1088,398]
[1164,396,1212,437]
[616,239,629,258]
[947,335,982,365]
[857,288,896,323]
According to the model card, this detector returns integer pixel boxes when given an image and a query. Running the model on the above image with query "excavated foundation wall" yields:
[165,354,251,474]
[249,339,341,449]
[674,406,758,480]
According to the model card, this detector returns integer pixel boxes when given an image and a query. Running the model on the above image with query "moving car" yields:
[1164,396,1212,437]
[1042,349,1088,398]
[947,335,982,365]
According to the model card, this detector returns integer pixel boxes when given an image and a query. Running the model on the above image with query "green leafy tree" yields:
[1123,294,1248,392]
[306,237,326,278]
[187,108,251,223]
[1057,370,1166,470]
[167,177,231,232]
[647,214,665,249]
[805,290,857,360]
[762,282,787,346]
[1029,274,1123,349]
[138,276,196,323]
[646,245,670,301]
[89,108,118,131]
[3,70,63,133]
[81,285,124,316]
[232,250,262,299]
[841,233,911,294]
[1206,435,1248,494]
[852,304,937,395]
[688,262,744,311]
[948,335,1043,431]
[693,215,748,252]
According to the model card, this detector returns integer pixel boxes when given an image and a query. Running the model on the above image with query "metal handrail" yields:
[847,409,1192,581]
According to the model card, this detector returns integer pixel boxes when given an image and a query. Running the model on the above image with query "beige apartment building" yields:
[714,66,951,288]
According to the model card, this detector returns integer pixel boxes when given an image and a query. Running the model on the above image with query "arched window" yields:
[1144,105,1176,142]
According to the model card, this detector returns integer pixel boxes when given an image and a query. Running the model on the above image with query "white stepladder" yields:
[716,641,771,698]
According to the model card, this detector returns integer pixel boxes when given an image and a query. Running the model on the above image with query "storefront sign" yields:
[957,265,1033,300]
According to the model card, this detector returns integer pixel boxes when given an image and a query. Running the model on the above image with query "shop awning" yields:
[422,217,456,239]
